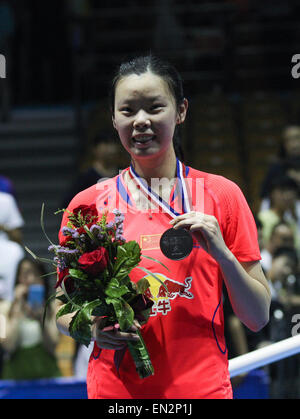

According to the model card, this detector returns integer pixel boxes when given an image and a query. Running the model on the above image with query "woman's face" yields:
[283,126,300,156]
[112,71,187,161]
[271,187,297,211]
[271,255,295,282]
[18,260,43,287]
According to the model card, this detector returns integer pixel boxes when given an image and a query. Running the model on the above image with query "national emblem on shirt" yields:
[143,274,194,317]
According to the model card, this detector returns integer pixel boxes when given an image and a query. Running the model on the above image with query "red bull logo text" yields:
[143,274,194,317]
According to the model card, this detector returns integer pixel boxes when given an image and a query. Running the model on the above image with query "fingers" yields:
[170,212,217,234]
[92,319,141,350]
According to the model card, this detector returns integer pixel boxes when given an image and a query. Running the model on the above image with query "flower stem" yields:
[126,329,154,379]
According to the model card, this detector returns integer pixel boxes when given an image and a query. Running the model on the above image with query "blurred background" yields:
[0,0,300,399]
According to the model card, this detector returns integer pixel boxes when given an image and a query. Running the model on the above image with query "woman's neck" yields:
[131,149,177,184]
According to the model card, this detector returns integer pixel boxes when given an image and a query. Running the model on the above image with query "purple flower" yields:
[61,226,80,239]
[106,221,115,230]
[56,247,79,255]
[54,256,67,271]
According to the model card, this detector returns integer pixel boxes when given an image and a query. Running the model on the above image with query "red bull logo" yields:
[143,274,194,317]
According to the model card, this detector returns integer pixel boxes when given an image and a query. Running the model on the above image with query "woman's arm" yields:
[170,212,271,332]
[219,256,270,331]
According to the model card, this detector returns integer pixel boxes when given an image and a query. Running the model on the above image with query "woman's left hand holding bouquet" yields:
[92,317,141,351]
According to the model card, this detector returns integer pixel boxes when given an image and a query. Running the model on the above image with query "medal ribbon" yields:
[128,158,191,218]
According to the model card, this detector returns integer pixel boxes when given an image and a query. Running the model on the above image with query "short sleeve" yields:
[58,184,100,245]
[222,181,261,262]
[0,192,24,230]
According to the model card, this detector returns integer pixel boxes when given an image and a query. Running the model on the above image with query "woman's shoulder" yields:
[66,175,119,209]
[187,165,242,196]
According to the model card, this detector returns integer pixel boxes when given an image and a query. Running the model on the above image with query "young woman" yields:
[56,55,271,399]
[1,257,61,379]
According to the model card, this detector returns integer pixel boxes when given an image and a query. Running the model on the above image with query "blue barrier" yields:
[233,369,269,399]
[0,369,269,399]
[0,377,88,399]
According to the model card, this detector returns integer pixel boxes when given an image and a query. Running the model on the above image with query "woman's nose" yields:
[133,110,151,129]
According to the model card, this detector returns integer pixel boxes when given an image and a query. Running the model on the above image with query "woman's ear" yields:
[112,116,117,130]
[176,98,188,125]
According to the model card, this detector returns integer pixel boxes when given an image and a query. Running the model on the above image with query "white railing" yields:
[229,334,300,378]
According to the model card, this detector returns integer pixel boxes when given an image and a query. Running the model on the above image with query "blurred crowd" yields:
[0,121,300,399]
[0,128,124,382]
[224,124,300,398]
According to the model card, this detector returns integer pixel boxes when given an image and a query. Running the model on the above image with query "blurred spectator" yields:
[267,247,300,311]
[267,246,299,304]
[0,257,61,380]
[0,191,25,302]
[260,125,300,200]
[257,175,300,254]
[265,246,300,398]
[260,221,295,273]
[0,175,17,199]
[61,131,123,208]
[0,191,24,245]
[0,1,15,122]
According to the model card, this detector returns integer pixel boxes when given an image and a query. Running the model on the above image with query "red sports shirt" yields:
[59,165,261,399]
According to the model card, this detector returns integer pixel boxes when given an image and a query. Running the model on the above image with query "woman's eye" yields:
[150,104,163,111]
[121,107,132,113]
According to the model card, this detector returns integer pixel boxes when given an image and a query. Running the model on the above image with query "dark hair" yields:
[109,55,185,162]
[269,175,299,194]
[278,125,300,160]
[273,246,298,267]
[92,130,118,147]
[15,257,51,300]
[286,156,300,171]
[253,215,262,230]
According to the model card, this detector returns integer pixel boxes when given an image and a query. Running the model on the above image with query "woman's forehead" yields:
[115,72,173,102]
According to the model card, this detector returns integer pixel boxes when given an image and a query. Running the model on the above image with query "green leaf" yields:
[141,254,170,271]
[83,224,99,243]
[136,277,150,294]
[105,297,134,331]
[56,301,76,320]
[69,310,92,347]
[91,303,112,317]
[104,277,129,298]
[69,300,103,347]
[69,268,88,281]
[136,266,169,294]
[113,241,141,277]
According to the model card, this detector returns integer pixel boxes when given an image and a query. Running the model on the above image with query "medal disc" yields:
[160,228,193,260]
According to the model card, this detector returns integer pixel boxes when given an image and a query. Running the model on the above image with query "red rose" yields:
[78,247,109,276]
[55,268,68,288]
[72,204,98,223]
[77,221,94,235]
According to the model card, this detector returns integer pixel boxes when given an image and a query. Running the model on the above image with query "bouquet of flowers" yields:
[26,204,168,379]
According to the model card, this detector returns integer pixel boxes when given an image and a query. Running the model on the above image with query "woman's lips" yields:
[132,135,155,148]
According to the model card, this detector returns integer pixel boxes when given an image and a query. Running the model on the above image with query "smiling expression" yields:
[112,71,187,161]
